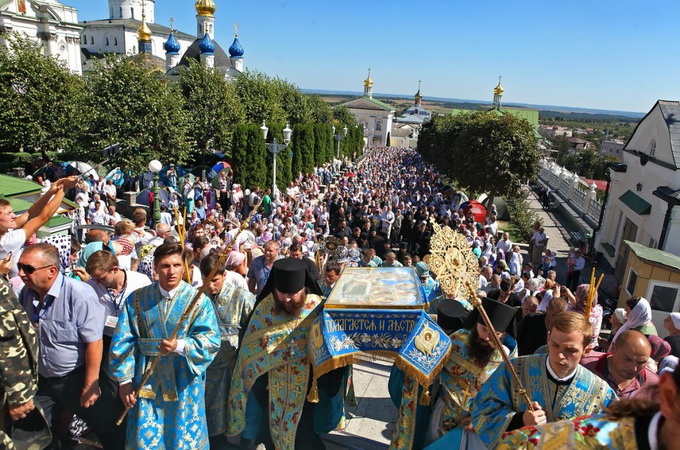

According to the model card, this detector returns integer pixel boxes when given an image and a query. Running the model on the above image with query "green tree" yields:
[231,125,249,187]
[305,95,333,123]
[83,54,191,173]
[177,60,244,161]
[313,123,333,166]
[332,105,356,128]
[0,34,87,154]
[419,110,540,212]
[234,70,286,125]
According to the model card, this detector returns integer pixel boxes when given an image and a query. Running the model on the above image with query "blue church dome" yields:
[228,37,244,58]
[163,32,181,55]
[198,32,215,55]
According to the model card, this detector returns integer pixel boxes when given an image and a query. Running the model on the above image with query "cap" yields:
[272,258,307,294]
[415,262,429,278]
[477,297,516,333]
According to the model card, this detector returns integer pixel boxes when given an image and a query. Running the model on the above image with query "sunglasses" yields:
[18,263,54,275]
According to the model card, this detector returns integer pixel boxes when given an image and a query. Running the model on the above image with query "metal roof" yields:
[658,101,680,169]
[626,240,680,272]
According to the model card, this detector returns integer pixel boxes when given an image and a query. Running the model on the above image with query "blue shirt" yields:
[247,255,275,294]
[19,273,105,377]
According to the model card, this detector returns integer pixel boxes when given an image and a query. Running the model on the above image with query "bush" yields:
[506,189,538,243]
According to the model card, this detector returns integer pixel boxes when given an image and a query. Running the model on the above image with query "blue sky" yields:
[67,0,680,113]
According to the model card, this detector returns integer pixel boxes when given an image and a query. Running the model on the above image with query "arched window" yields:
[82,34,86,45]
[106,37,110,46]
[649,139,656,157]
[375,120,382,131]
[90,36,94,45]
[131,7,134,17]
[119,7,122,18]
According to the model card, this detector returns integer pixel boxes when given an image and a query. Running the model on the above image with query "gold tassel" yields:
[307,377,319,403]
[419,386,431,406]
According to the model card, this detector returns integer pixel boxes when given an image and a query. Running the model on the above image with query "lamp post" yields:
[262,121,292,200]
[333,124,348,159]
[148,159,162,227]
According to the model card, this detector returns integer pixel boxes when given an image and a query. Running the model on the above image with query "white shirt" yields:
[545,355,577,382]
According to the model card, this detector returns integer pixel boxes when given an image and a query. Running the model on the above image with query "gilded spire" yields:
[364,68,373,88]
[493,76,504,96]
[195,0,216,17]
[137,1,152,42]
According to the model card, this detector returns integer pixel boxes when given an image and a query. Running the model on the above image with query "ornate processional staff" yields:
[116,197,263,425]
[425,219,535,412]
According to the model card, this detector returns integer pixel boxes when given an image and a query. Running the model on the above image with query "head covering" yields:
[256,257,322,303]
[614,308,628,324]
[648,335,672,363]
[415,262,429,278]
[476,297,516,333]
[224,250,245,269]
[437,299,470,334]
[573,284,598,312]
[659,355,679,374]
[613,297,652,343]
[137,254,154,278]
[670,312,680,330]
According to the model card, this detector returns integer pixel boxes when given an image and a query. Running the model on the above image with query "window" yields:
[375,120,382,131]
[82,34,86,44]
[626,268,638,295]
[611,211,623,250]
[649,237,657,249]
[119,7,122,18]
[131,7,134,17]
[649,139,656,157]
[106,37,109,46]
[114,37,118,46]
[648,283,679,312]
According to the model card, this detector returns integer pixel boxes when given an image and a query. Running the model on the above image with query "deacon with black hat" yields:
[227,258,345,450]
[388,297,517,448]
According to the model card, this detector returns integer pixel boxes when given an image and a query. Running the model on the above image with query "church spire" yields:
[493,76,504,109]
[415,80,422,106]
[137,2,152,55]
[363,69,374,99]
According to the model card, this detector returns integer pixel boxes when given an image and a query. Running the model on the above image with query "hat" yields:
[415,262,429,278]
[437,299,470,334]
[477,297,516,333]
[614,308,628,324]
[671,312,680,329]
[271,258,308,294]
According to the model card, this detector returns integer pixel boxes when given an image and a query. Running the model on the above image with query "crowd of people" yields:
[0,145,679,450]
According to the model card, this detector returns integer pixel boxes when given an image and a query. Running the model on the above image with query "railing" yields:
[537,160,603,227]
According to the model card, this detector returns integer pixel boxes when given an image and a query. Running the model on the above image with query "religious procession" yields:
[1,146,679,450]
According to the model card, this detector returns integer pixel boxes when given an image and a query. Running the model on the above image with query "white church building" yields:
[341,71,395,147]
[80,0,244,78]
[0,0,84,74]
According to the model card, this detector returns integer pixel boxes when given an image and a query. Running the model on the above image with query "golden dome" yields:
[493,77,504,96]
[364,69,373,87]
[195,0,216,16]
[137,15,152,41]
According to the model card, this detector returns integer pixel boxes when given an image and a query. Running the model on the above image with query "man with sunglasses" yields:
[16,243,125,449]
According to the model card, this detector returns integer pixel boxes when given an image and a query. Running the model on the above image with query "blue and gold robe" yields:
[109,281,220,450]
[227,293,343,449]
[471,353,617,448]
[205,280,255,437]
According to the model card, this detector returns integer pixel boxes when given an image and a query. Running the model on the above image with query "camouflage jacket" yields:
[0,278,38,406]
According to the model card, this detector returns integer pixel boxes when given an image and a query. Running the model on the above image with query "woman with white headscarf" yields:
[612,296,657,343]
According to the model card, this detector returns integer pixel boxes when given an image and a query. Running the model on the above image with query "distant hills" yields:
[302,89,645,121]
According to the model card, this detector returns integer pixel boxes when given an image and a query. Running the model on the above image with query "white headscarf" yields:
[612,297,652,343]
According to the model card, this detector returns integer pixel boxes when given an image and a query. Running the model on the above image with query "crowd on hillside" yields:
[1,145,680,449]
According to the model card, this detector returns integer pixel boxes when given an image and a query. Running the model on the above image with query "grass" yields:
[497,220,527,244]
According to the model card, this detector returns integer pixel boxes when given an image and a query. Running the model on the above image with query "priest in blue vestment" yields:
[110,242,220,450]
[471,311,617,448]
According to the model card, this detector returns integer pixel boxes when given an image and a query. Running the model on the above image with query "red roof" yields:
[582,178,608,191]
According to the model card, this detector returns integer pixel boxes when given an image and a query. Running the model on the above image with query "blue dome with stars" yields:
[163,32,181,55]
[198,32,215,55]
[228,36,244,58]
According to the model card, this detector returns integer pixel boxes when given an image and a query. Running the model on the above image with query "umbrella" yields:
[136,188,170,206]
[69,161,99,180]
[104,167,126,188]
[208,161,231,180]
[461,200,487,223]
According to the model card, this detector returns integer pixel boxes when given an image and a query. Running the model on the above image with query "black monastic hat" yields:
[437,299,470,335]
[476,297,516,333]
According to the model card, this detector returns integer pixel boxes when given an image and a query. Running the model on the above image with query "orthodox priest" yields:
[471,311,617,448]
[199,250,255,447]
[427,297,518,442]
[227,258,345,449]
[110,242,221,449]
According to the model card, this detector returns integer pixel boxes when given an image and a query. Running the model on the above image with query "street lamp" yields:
[333,124,348,159]
[148,159,162,227]
[262,121,292,200]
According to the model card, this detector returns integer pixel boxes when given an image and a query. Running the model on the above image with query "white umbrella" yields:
[69,161,99,180]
